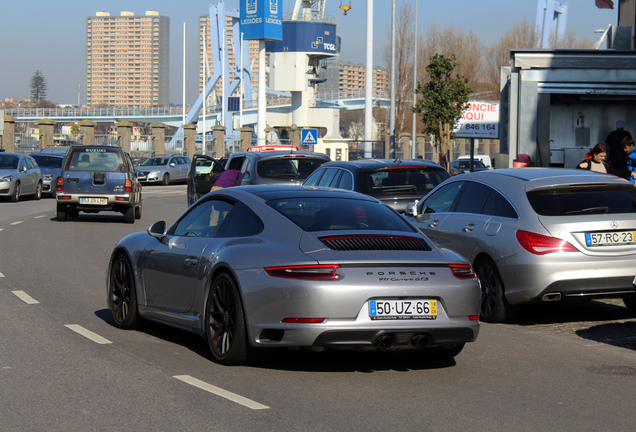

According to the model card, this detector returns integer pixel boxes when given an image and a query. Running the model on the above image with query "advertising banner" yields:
[240,0,283,40]
[453,102,499,139]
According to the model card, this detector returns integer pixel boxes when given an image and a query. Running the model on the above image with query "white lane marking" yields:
[34,215,46,219]
[0,228,4,232]
[174,375,269,410]
[64,324,112,345]
[0,271,4,277]
[12,290,39,304]
[10,221,23,225]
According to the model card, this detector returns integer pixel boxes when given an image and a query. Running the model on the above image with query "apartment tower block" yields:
[86,10,169,107]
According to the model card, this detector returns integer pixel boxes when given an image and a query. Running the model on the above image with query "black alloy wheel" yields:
[10,182,20,202]
[34,182,42,200]
[476,257,511,323]
[206,273,251,365]
[108,254,138,329]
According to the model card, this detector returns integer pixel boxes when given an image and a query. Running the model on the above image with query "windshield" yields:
[360,167,450,196]
[32,155,63,168]
[140,157,169,166]
[0,155,19,170]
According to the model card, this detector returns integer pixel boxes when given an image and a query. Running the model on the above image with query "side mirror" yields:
[169,162,176,167]
[405,201,418,217]
[147,221,167,242]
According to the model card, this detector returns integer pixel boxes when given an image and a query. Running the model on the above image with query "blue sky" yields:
[0,0,618,105]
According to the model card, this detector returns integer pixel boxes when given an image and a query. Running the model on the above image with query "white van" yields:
[457,154,492,169]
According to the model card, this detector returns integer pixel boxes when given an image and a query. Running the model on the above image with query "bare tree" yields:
[418,23,485,95]
[383,1,416,138]
[483,20,541,100]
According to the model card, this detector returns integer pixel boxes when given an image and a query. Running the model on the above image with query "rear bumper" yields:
[56,193,134,210]
[498,252,636,305]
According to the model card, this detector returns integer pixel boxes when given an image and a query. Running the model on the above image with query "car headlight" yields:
[0,175,12,182]
[150,170,161,176]
[43,174,53,180]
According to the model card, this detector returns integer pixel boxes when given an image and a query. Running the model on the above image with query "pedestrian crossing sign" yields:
[301,128,318,145]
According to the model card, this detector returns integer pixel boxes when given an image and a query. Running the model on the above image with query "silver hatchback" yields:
[405,168,636,322]
[0,153,42,202]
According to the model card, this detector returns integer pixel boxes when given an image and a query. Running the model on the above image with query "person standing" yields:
[605,120,632,172]
[577,143,608,173]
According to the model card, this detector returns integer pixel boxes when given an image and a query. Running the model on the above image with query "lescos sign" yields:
[453,102,500,139]
[241,0,283,40]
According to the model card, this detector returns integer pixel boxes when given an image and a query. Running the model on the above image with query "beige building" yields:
[198,15,261,99]
[318,60,389,94]
[86,10,169,107]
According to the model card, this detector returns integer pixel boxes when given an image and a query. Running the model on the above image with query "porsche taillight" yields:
[264,264,341,280]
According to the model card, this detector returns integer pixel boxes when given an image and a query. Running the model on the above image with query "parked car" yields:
[0,153,42,202]
[303,159,450,213]
[225,150,331,185]
[107,185,480,365]
[405,168,636,322]
[457,154,493,169]
[56,145,142,223]
[135,154,191,185]
[449,159,490,176]
[31,152,65,197]
[188,151,331,206]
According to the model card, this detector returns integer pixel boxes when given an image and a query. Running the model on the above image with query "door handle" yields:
[463,224,475,232]
[428,220,439,228]
[184,257,199,266]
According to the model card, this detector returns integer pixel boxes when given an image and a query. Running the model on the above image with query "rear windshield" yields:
[66,147,124,172]
[32,155,63,168]
[257,157,326,180]
[361,167,450,196]
[527,184,636,216]
[267,197,416,232]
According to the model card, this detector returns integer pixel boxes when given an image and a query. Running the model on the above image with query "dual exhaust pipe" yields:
[374,334,431,350]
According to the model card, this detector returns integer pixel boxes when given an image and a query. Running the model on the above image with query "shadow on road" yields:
[512,299,633,326]
[95,308,461,372]
[577,321,636,351]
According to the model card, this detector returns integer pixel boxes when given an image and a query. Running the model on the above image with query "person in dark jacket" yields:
[605,120,632,172]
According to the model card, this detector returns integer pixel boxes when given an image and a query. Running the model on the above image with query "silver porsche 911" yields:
[107,185,480,365]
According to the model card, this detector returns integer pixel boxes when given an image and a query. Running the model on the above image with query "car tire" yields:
[162,173,170,185]
[10,182,20,202]
[108,254,138,329]
[34,182,42,200]
[623,294,636,314]
[134,197,142,220]
[123,205,135,224]
[50,179,58,198]
[56,203,68,221]
[475,257,513,323]
[205,272,251,366]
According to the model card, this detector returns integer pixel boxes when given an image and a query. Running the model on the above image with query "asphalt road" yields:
[1,185,635,432]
